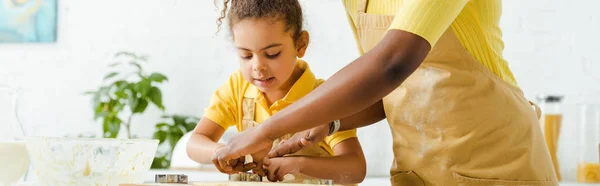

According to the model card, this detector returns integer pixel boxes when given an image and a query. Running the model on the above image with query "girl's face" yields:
[232,18,308,94]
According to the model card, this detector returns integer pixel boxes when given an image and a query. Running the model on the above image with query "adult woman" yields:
[215,0,558,185]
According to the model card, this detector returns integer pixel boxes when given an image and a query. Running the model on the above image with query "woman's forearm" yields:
[260,30,430,139]
[186,134,224,164]
[338,100,386,131]
[294,155,366,185]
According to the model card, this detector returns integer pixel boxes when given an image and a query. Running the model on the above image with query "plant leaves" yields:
[94,102,111,119]
[98,86,111,97]
[90,90,101,107]
[115,80,128,89]
[176,124,187,134]
[103,72,119,80]
[138,56,148,62]
[83,91,96,95]
[115,52,137,58]
[129,97,138,113]
[109,62,120,67]
[124,83,137,98]
[172,115,187,126]
[169,125,182,135]
[113,102,125,112]
[148,87,164,110]
[127,91,139,112]
[151,156,170,169]
[103,116,121,138]
[112,117,122,134]
[153,130,167,144]
[166,133,182,150]
[155,122,170,130]
[115,91,127,99]
[133,99,148,113]
[148,73,168,83]
[114,81,130,98]
[94,102,106,113]
[108,99,118,109]
[138,79,152,97]
[94,111,110,120]
[129,62,142,71]
[185,120,199,132]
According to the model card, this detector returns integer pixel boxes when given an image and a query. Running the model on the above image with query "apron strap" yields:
[242,97,255,121]
[241,97,256,164]
[529,101,542,119]
[357,0,368,13]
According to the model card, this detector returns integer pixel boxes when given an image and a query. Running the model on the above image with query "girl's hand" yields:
[212,144,256,174]
[263,157,303,182]
[215,125,274,173]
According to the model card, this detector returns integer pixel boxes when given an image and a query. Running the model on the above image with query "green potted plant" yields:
[151,115,199,168]
[85,52,199,169]
[85,52,167,139]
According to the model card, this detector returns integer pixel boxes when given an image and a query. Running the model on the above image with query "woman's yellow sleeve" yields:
[389,0,469,46]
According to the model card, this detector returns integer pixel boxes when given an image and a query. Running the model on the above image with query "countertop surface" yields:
[146,169,600,186]
[18,169,599,186]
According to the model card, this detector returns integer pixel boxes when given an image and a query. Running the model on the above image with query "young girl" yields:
[186,0,366,184]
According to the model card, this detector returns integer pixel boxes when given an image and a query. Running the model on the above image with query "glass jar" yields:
[577,104,600,183]
[537,95,563,181]
[0,85,25,140]
[0,85,29,186]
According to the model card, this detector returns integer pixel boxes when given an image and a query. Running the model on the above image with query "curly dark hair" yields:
[216,0,304,41]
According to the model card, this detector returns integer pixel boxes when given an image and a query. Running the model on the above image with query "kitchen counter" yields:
[146,169,388,186]
[16,180,600,186]
[146,169,599,186]
[17,169,599,186]
[148,169,390,186]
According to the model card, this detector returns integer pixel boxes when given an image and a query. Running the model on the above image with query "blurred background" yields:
[1,0,599,184]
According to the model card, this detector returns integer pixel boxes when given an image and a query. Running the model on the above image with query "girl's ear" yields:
[296,31,310,58]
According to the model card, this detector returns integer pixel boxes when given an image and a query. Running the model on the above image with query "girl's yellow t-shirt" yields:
[204,60,357,155]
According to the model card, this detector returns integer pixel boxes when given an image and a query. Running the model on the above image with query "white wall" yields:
[0,0,598,179]
[502,0,600,181]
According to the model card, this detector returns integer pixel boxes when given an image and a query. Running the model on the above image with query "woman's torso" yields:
[342,0,559,185]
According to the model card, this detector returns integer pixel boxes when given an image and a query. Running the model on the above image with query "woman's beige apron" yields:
[353,0,559,185]
[241,96,352,184]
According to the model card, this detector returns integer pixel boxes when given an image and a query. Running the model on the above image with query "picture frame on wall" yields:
[0,0,58,43]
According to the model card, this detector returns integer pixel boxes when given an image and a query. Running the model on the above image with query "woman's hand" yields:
[249,147,270,177]
[267,123,330,158]
[267,137,366,185]
[263,157,303,182]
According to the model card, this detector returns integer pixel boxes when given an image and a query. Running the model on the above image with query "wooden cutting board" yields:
[121,181,340,186]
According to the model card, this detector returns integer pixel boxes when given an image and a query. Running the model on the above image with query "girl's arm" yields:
[187,118,257,174]
[263,138,366,185]
[186,118,226,164]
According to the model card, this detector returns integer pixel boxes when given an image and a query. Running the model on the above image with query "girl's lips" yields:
[254,77,275,87]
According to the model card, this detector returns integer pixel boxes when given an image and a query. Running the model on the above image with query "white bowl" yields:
[0,141,29,186]
[24,137,158,186]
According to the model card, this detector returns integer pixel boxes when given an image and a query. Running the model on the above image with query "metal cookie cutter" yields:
[155,174,188,184]
[304,179,334,185]
[228,172,263,182]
